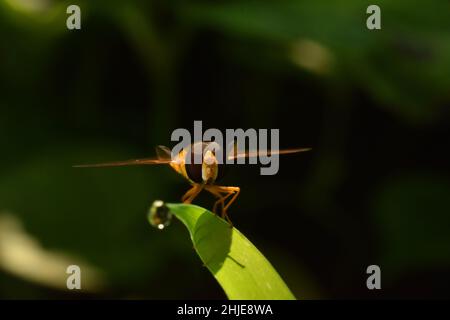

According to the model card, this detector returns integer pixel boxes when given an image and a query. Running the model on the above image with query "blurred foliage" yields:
[0,0,449,298]
[373,174,450,276]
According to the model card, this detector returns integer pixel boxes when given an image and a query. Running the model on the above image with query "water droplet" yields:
[148,200,172,230]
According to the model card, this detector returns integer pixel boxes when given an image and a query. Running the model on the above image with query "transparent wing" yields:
[228,147,311,160]
[155,145,172,160]
[73,157,172,168]
[73,145,174,168]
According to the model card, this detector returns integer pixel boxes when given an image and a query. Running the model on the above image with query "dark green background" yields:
[0,0,449,299]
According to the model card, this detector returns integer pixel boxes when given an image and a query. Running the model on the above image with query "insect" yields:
[74,142,310,223]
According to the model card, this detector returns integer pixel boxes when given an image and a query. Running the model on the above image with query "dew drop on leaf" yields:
[148,200,172,230]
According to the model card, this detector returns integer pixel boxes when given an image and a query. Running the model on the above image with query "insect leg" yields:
[215,186,240,225]
[181,185,196,202]
[214,186,240,212]
[205,185,240,225]
[182,184,204,204]
[205,186,231,214]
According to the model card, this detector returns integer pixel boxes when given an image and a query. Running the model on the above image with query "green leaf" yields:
[165,203,296,300]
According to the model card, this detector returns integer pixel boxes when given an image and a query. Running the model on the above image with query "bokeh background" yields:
[0,0,449,299]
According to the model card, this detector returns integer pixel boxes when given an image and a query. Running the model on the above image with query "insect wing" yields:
[227,147,311,160]
[155,145,173,161]
[73,157,171,168]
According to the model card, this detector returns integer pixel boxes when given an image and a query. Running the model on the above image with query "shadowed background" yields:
[0,0,449,299]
